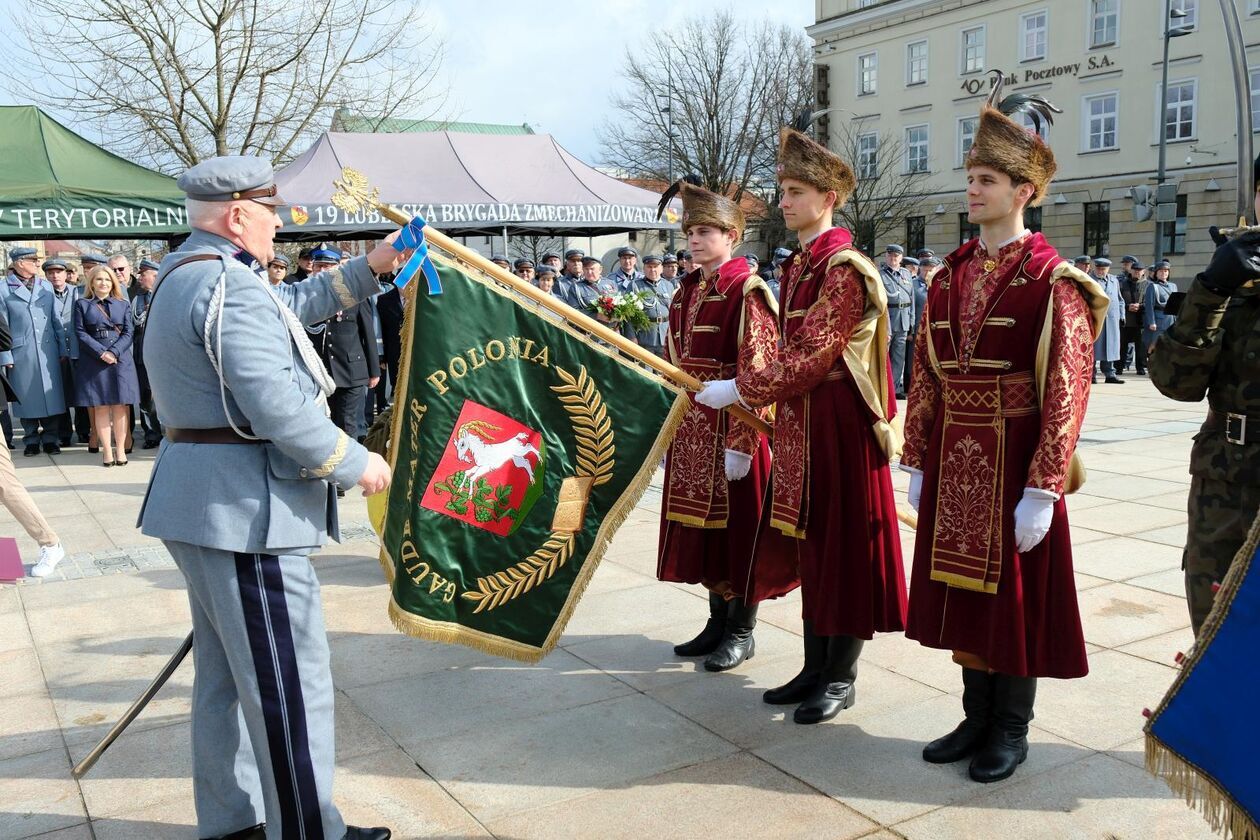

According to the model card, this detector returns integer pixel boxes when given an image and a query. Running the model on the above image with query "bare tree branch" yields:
[5,0,448,171]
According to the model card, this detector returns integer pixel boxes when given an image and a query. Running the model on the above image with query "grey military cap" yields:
[177,155,285,206]
[535,264,557,276]
[617,246,638,258]
[138,258,161,272]
[884,244,904,254]
[9,246,37,263]
[642,254,662,264]
[1072,255,1091,264]
[80,252,108,265]
[1092,257,1112,267]
[266,254,290,268]
[41,257,67,270]
[903,256,920,267]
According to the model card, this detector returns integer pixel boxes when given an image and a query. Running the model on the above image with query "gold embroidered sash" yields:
[663,358,732,528]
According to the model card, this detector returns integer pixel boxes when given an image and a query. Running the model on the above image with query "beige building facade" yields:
[809,0,1260,269]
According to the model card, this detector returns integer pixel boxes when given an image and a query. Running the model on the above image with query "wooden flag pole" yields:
[331,168,771,436]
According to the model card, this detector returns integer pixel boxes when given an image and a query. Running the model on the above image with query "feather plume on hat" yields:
[966,70,1063,206]
[776,108,856,206]
[656,174,745,242]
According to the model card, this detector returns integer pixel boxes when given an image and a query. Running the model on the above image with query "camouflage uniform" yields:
[1149,276,1260,635]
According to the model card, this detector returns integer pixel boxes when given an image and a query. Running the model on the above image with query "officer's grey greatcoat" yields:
[568,276,621,313]
[1093,272,1124,361]
[608,265,644,291]
[622,276,677,354]
[139,228,382,839]
[879,261,914,394]
[0,275,65,419]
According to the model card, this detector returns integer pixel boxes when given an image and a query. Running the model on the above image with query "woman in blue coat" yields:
[73,266,139,466]
[1143,260,1178,350]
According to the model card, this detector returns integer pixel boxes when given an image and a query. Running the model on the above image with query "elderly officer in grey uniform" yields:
[621,254,675,357]
[878,243,915,399]
[139,156,402,840]
[2,247,67,455]
[609,246,644,291]
[569,255,620,313]
[1091,256,1126,384]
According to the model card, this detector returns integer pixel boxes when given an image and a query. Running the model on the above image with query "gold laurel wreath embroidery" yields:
[461,365,615,612]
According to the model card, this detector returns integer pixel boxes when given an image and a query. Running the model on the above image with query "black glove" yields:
[1198,227,1260,295]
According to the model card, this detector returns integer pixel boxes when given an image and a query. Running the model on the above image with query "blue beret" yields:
[884,243,904,254]
[266,254,290,268]
[903,256,921,266]
[177,155,284,206]
[9,247,38,263]
[80,252,108,265]
[617,246,638,258]
[42,258,67,270]
[1092,257,1112,267]
[642,254,662,264]
[310,246,340,263]
[138,258,160,272]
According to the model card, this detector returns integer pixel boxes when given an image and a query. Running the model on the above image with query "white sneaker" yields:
[30,543,65,578]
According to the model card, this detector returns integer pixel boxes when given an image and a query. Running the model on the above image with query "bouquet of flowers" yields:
[590,291,652,333]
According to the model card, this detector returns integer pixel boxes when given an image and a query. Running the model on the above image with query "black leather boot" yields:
[793,635,862,724]
[703,598,757,671]
[968,674,1036,783]
[674,591,727,657]
[763,620,826,704]
[923,667,993,763]
[343,828,392,840]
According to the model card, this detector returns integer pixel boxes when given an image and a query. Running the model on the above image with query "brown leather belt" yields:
[1206,410,1259,446]
[165,426,266,445]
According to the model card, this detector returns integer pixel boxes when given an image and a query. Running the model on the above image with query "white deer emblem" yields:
[454,419,541,489]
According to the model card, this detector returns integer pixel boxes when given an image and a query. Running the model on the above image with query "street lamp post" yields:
[665,64,675,252]
[1154,1,1194,262]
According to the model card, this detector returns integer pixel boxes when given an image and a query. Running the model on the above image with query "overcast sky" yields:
[427,0,813,164]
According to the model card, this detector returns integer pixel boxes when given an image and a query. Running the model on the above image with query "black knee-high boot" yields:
[763,620,826,704]
[968,674,1036,783]
[673,591,727,657]
[703,597,757,672]
[794,635,863,724]
[923,667,994,763]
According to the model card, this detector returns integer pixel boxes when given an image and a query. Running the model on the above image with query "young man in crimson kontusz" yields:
[696,122,906,725]
[654,179,798,674]
[899,80,1108,783]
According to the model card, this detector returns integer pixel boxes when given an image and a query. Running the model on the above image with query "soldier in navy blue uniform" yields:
[131,258,162,448]
[879,243,915,399]
[621,254,676,357]
[139,156,400,840]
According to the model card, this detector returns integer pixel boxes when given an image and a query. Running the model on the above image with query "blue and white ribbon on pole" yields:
[393,215,442,295]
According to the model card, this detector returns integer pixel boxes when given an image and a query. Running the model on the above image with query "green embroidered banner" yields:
[376,254,687,662]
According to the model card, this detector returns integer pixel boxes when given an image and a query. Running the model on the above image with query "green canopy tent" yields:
[0,106,186,240]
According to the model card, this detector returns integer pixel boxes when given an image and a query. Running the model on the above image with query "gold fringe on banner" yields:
[1144,510,1260,840]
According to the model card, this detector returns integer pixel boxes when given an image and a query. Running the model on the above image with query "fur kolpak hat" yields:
[656,175,746,241]
[777,121,856,206]
[966,70,1062,206]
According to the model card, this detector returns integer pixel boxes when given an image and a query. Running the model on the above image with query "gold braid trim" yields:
[311,431,348,478]
[327,266,357,309]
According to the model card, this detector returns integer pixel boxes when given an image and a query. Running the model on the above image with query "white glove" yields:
[697,379,741,409]
[724,449,752,481]
[1013,487,1058,553]
[907,472,923,512]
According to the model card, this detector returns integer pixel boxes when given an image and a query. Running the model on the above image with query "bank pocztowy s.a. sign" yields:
[959,54,1117,95]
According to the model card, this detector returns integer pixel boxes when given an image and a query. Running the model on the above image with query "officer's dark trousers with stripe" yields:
[168,541,345,840]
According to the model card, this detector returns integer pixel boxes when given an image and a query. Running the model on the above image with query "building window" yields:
[1084,93,1119,151]
[1090,0,1119,47]
[1018,111,1050,141]
[961,26,985,74]
[958,213,980,245]
[958,116,978,166]
[905,125,929,173]
[1020,10,1048,62]
[857,220,877,256]
[1160,194,1189,255]
[1024,206,1042,234]
[1169,0,1198,29]
[906,40,928,86]
[1252,69,1260,132]
[1159,79,1197,141]
[858,52,878,96]
[1083,201,1110,257]
[906,216,926,254]
[857,132,879,179]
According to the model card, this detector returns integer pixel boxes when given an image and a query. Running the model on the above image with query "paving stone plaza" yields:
[0,376,1222,839]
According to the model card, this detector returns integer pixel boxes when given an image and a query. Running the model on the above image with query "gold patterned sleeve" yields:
[900,318,940,472]
[735,263,866,408]
[1027,279,1095,493]
[726,289,779,455]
